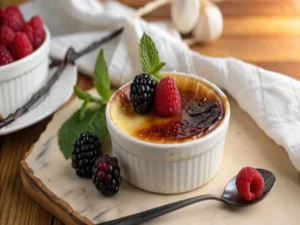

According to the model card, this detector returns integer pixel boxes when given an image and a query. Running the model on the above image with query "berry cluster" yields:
[130,73,157,114]
[92,155,122,197]
[130,74,181,117]
[71,132,122,197]
[0,5,45,66]
[72,132,102,179]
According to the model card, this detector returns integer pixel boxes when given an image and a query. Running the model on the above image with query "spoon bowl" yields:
[221,168,276,207]
[98,168,276,225]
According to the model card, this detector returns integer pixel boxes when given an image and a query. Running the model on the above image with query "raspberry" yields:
[11,32,33,60]
[0,25,15,47]
[0,8,4,25]
[23,24,43,50]
[0,45,13,66]
[92,155,122,197]
[236,167,264,201]
[22,24,34,45]
[154,77,181,117]
[29,16,44,33]
[130,73,157,114]
[72,132,102,179]
[0,6,25,31]
[23,16,45,49]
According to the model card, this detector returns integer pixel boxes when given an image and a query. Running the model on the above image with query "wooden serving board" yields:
[21,89,300,225]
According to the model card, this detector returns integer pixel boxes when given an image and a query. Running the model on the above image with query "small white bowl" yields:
[106,72,230,194]
[0,26,51,118]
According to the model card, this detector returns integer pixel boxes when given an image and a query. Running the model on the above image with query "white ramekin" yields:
[0,26,50,118]
[106,72,230,194]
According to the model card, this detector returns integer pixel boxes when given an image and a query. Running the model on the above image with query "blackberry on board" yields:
[92,155,122,197]
[130,73,157,114]
[71,132,102,179]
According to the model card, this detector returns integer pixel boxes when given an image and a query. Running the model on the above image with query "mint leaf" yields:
[59,49,112,159]
[152,62,166,76]
[139,33,165,81]
[74,86,90,100]
[93,49,112,101]
[80,99,90,119]
[58,106,108,159]
[73,85,104,119]
[74,86,103,104]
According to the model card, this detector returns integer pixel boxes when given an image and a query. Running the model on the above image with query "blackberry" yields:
[71,132,102,179]
[92,155,122,197]
[130,73,157,114]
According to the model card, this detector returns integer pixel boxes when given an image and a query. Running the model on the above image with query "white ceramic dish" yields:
[0,64,77,136]
[106,71,230,194]
[0,26,50,118]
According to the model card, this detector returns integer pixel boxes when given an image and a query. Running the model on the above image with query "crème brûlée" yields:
[110,74,226,144]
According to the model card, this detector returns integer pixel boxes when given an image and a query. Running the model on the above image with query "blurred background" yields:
[2,0,300,81]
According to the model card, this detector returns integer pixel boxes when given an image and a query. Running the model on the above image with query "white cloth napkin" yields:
[21,0,300,172]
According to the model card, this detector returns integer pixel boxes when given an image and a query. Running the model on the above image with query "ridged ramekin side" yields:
[0,59,48,117]
[106,71,230,194]
[0,26,50,118]
[112,137,225,194]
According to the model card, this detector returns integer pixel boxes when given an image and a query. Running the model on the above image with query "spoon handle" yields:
[97,194,222,225]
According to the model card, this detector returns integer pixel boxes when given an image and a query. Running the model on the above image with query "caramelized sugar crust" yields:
[110,74,225,144]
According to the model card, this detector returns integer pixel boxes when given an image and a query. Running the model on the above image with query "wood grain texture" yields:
[250,61,300,81]
[118,0,300,17]
[0,0,25,7]
[0,118,53,225]
[0,76,92,225]
[223,17,300,36]
[20,158,93,225]
[1,0,300,224]
[191,36,300,62]
[52,219,65,225]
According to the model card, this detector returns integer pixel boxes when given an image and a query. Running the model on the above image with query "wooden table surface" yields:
[1,0,300,224]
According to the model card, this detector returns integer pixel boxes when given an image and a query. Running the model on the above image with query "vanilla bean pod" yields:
[49,58,63,68]
[0,27,124,129]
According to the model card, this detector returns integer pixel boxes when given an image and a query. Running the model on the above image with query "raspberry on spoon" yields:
[236,167,265,201]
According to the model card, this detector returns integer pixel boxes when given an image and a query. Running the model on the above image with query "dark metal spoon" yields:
[97,168,275,225]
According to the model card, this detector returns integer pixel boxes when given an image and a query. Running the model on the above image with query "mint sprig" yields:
[93,49,112,101]
[58,33,167,159]
[58,49,111,159]
[73,86,104,119]
[73,86,103,103]
[139,33,165,82]
[58,106,108,159]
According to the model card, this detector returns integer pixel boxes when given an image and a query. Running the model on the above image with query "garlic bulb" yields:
[171,0,200,34]
[191,0,223,43]
[133,0,175,21]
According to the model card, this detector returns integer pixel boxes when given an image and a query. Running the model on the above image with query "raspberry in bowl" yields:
[0,6,50,118]
[106,71,230,194]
